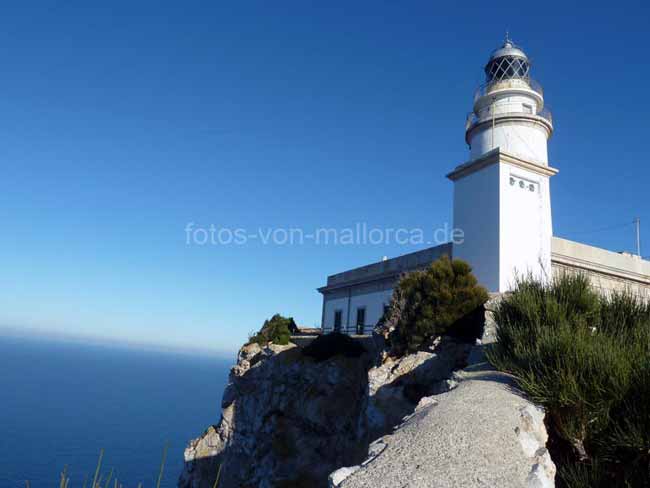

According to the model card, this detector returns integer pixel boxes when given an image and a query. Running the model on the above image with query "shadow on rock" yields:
[367,336,474,440]
[179,336,374,488]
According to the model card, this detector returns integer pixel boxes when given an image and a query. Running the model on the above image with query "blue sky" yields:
[0,1,648,354]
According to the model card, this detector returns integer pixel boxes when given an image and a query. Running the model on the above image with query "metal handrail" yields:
[473,77,544,102]
[465,107,553,131]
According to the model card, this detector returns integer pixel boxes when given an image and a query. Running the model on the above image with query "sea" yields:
[0,335,232,488]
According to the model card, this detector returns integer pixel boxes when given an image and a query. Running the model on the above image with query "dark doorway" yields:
[356,307,366,335]
[334,310,342,333]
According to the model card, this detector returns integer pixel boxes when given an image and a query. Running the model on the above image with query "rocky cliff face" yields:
[179,341,372,488]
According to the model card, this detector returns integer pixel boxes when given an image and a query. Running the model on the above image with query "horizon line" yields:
[0,325,237,359]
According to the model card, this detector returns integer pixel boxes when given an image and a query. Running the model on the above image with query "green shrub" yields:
[597,360,650,486]
[487,273,650,487]
[383,255,488,355]
[249,314,297,346]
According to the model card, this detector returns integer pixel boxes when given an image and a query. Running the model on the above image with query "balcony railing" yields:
[473,77,544,102]
[465,106,553,132]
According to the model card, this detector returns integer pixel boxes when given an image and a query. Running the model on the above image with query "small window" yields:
[522,103,533,114]
[356,307,366,335]
[334,310,342,333]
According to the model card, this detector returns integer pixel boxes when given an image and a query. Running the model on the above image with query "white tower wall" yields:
[469,121,550,164]
[451,162,501,291]
[499,162,554,289]
[476,92,540,117]
[449,150,556,292]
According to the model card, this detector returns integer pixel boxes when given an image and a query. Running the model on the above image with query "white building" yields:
[318,37,650,335]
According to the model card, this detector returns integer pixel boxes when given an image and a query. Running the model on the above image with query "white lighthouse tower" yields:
[447,37,558,292]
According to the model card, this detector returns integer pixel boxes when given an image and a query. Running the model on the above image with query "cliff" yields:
[179,340,372,488]
[180,299,556,487]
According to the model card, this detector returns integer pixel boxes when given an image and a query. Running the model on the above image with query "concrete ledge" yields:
[320,244,451,292]
[446,148,558,181]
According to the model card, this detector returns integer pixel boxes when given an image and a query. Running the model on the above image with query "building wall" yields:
[475,93,540,119]
[551,237,650,299]
[452,163,501,291]
[469,119,549,164]
[321,280,393,335]
[319,244,451,334]
[451,150,555,293]
[499,162,553,290]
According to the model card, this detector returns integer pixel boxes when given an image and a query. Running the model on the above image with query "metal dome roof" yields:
[488,37,528,61]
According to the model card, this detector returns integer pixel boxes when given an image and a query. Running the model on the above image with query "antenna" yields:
[491,96,497,149]
[634,217,641,256]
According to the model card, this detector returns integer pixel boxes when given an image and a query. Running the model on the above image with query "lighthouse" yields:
[447,37,558,292]
[319,37,650,334]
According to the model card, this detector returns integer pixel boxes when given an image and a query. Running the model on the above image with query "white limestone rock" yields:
[518,405,556,488]
[328,466,361,487]
[337,368,556,488]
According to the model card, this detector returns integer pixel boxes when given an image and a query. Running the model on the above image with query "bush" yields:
[249,314,298,346]
[487,273,650,487]
[382,255,488,355]
[302,332,366,362]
